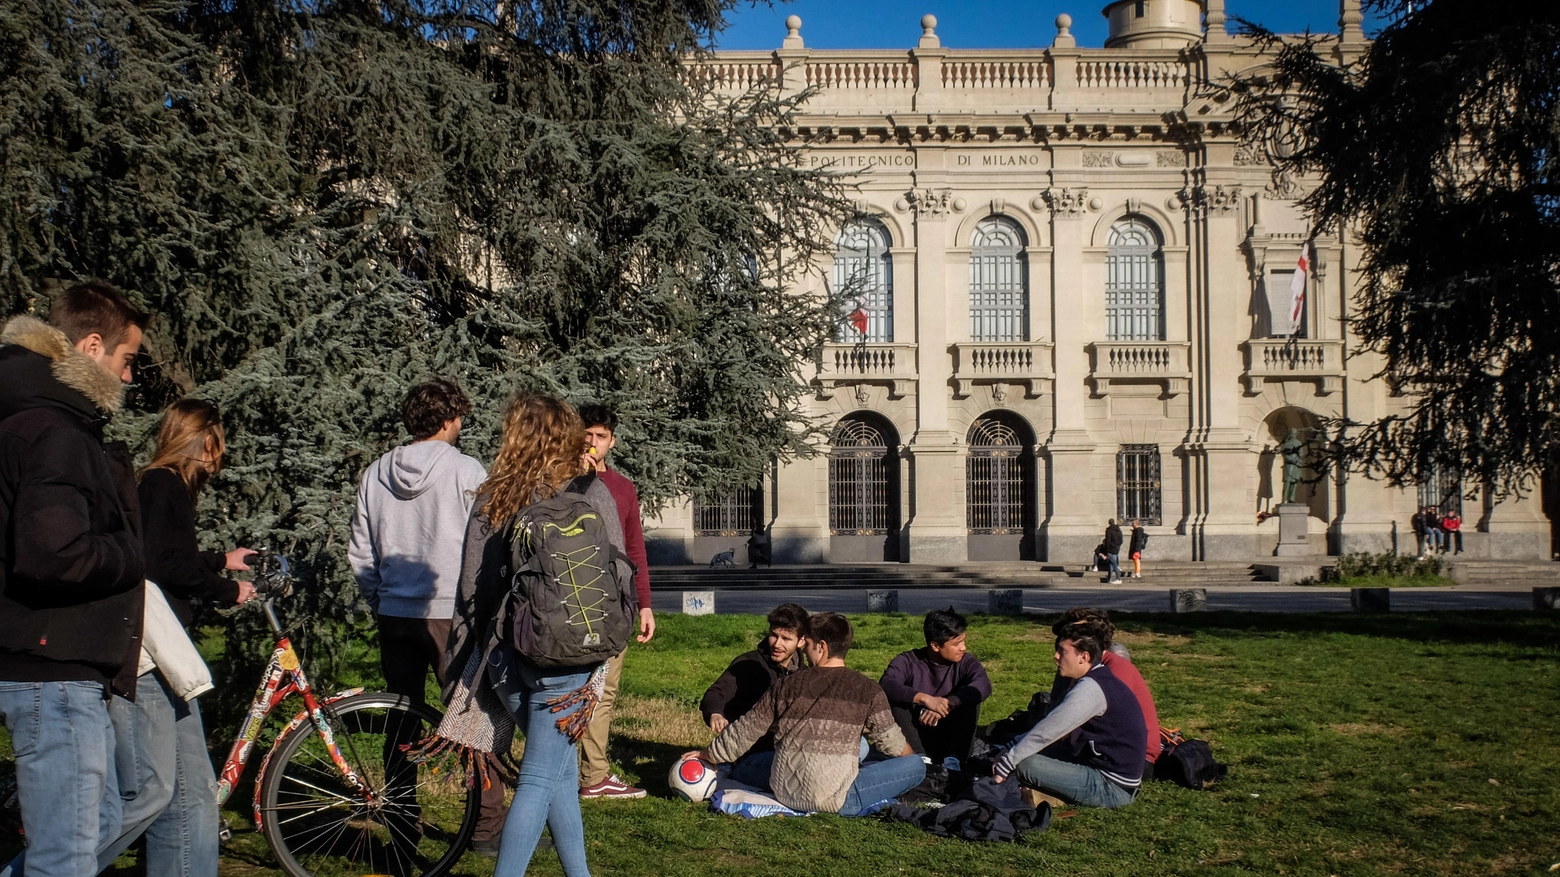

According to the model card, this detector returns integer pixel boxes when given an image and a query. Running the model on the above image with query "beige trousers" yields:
[578,649,625,787]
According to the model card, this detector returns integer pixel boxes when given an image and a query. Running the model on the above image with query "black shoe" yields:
[471,836,501,858]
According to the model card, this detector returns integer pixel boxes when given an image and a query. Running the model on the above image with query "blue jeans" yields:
[0,680,121,877]
[144,691,219,877]
[1011,753,1136,809]
[728,750,774,788]
[839,755,925,816]
[489,647,592,877]
[1107,554,1122,580]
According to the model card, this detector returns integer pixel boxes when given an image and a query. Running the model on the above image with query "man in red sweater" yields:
[1049,608,1160,778]
[576,403,656,799]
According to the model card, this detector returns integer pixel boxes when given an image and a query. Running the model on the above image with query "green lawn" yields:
[5,610,1559,876]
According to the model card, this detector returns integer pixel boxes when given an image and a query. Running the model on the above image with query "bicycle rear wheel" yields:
[258,692,482,877]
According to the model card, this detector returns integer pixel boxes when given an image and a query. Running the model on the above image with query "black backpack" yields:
[505,475,636,668]
[1156,728,1228,790]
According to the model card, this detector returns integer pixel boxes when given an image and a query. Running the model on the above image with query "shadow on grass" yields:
[974,609,1560,651]
[608,735,702,799]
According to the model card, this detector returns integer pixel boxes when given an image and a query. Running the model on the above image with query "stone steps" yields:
[649,561,1274,590]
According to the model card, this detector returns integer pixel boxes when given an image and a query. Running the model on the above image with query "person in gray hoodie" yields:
[347,378,507,850]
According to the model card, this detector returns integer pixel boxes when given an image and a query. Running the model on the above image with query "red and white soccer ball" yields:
[669,755,718,802]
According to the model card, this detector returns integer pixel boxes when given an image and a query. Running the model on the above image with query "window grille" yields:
[967,417,1030,534]
[829,418,892,535]
[693,488,759,537]
[834,220,894,342]
[1106,217,1165,341]
[1116,444,1162,526]
[1417,466,1462,516]
[969,218,1028,342]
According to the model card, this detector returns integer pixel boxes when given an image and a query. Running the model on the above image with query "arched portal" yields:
[966,412,1037,560]
[1259,407,1327,521]
[828,413,901,562]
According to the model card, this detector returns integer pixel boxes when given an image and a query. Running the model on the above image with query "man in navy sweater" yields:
[879,609,992,766]
[992,618,1146,808]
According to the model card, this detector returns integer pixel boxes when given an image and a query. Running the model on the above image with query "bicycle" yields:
[216,553,481,877]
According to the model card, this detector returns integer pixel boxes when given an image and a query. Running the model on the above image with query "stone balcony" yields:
[1241,339,1346,396]
[1087,341,1192,397]
[814,343,917,399]
[950,342,1055,399]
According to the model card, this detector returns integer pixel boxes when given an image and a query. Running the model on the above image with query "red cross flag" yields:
[848,306,869,336]
[1288,243,1311,331]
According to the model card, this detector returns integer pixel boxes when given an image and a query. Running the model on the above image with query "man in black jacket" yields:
[1103,520,1125,584]
[700,603,808,781]
[0,281,149,877]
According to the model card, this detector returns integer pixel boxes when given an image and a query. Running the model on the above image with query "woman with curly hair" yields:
[436,393,629,875]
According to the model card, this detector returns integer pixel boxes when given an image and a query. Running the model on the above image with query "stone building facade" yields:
[645,0,1552,565]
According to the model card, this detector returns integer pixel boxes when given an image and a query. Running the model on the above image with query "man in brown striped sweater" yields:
[693,613,926,815]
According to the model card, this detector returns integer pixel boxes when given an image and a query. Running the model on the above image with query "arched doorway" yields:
[829,414,901,562]
[966,413,1037,560]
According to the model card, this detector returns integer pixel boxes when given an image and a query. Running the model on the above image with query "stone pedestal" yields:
[988,589,1024,615]
[1169,588,1208,612]
[1350,587,1390,613]
[682,592,715,615]
[1274,503,1313,556]
[866,590,900,612]
[1534,588,1560,610]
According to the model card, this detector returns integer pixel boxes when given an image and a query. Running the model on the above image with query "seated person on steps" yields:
[992,617,1146,809]
[1049,607,1160,780]
[879,608,992,767]
[700,603,809,774]
[692,612,926,816]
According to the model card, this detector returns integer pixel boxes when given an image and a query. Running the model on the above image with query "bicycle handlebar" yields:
[248,551,296,598]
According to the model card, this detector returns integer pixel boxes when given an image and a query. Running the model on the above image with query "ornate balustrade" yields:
[815,343,918,400]
[1241,339,1346,396]
[1075,58,1183,89]
[950,342,1055,399]
[1087,341,1192,397]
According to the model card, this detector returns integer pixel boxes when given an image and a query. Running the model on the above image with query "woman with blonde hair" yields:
[136,398,255,877]
[437,393,629,875]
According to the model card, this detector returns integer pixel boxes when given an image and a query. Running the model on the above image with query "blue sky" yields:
[714,1,1386,51]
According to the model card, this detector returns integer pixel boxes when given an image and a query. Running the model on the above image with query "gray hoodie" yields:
[348,440,487,619]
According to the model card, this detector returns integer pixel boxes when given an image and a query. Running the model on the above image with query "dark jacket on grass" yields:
[0,317,144,696]
[139,466,240,627]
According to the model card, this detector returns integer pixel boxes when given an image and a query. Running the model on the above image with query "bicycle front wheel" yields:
[258,692,482,877]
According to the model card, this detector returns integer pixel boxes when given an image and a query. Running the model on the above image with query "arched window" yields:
[829,417,893,535]
[1106,217,1165,341]
[966,416,1032,535]
[834,220,893,342]
[969,218,1028,342]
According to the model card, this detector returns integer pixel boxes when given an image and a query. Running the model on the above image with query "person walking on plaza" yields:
[574,403,655,800]
[348,378,507,852]
[1127,520,1148,579]
[440,393,631,877]
[136,399,257,877]
[0,281,149,877]
[1103,519,1125,584]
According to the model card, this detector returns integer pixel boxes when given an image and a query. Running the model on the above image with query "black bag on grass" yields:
[1156,728,1228,790]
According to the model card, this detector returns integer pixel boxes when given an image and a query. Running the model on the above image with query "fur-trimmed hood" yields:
[0,315,125,416]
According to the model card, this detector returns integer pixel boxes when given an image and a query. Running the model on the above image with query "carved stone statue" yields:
[1279,428,1305,503]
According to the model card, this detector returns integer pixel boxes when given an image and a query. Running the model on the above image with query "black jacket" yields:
[139,466,240,627]
[1104,524,1124,554]
[0,317,144,696]
[700,642,800,752]
[1128,526,1148,555]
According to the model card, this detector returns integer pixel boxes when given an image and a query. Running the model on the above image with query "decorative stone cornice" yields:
[1179,184,1242,216]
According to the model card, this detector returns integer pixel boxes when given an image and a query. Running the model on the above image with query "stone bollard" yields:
[865,589,900,613]
[1169,588,1207,613]
[1350,587,1390,613]
[1534,588,1560,610]
[682,591,715,616]
[988,589,1024,615]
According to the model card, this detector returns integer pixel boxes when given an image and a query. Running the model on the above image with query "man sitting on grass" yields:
[699,603,809,776]
[693,612,926,815]
[879,608,992,767]
[992,618,1146,809]
[1051,608,1160,779]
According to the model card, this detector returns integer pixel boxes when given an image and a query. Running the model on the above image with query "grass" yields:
[1310,573,1460,589]
[4,610,1559,877]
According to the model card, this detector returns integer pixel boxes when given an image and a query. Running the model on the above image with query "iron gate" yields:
[694,488,759,537]
[829,418,891,535]
[967,418,1029,534]
[1116,444,1163,525]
